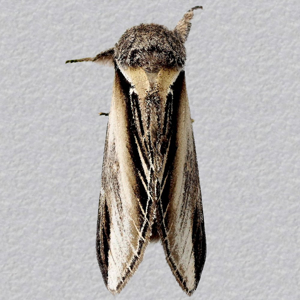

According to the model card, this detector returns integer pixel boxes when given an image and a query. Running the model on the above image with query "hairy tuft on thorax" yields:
[114,24,186,73]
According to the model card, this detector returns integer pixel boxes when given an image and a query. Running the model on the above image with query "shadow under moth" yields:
[66,6,206,296]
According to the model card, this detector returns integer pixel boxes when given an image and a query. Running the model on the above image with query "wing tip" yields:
[169,262,200,296]
[96,203,157,295]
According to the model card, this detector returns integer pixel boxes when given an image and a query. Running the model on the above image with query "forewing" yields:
[157,73,206,295]
[96,69,154,293]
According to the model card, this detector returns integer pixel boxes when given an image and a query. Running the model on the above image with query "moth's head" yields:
[114,23,185,73]
[92,6,202,73]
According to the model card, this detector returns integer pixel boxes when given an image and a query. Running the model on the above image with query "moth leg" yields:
[99,112,109,116]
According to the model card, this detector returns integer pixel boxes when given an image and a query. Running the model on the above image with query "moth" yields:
[66,6,206,296]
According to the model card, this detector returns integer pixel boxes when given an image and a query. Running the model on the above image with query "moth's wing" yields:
[158,72,206,295]
[96,69,154,294]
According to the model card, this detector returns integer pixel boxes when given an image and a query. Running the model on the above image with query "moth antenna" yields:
[66,57,93,64]
[66,48,115,65]
[174,6,203,43]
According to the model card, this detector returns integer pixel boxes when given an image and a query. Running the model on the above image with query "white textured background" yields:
[1,0,300,299]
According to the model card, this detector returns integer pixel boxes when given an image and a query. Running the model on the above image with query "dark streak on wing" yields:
[96,123,111,286]
[130,91,150,172]
[160,71,184,218]
[162,91,173,136]
[101,201,111,286]
[192,201,206,284]
[131,91,145,136]
[117,68,150,209]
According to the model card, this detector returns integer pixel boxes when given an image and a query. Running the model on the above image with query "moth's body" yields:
[66,6,206,296]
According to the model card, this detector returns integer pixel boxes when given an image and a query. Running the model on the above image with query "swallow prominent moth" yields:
[66,6,206,296]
